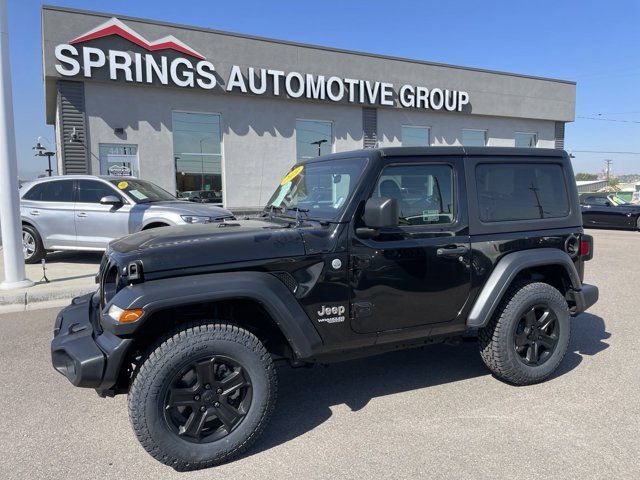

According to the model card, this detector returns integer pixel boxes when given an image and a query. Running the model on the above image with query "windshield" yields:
[609,194,628,205]
[266,157,367,221]
[110,179,176,203]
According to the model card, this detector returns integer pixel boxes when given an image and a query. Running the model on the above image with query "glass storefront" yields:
[515,132,538,147]
[296,119,332,162]
[172,112,223,203]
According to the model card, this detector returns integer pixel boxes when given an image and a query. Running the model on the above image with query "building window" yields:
[296,119,332,162]
[99,144,139,177]
[401,126,431,147]
[172,112,223,203]
[462,129,487,146]
[515,132,537,148]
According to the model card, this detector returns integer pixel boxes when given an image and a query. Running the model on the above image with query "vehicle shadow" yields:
[251,313,610,457]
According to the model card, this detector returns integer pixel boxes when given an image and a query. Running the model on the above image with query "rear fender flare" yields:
[466,248,581,328]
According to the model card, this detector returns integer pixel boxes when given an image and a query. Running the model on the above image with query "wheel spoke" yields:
[537,332,556,350]
[536,310,552,330]
[524,308,537,327]
[195,358,216,387]
[219,369,247,394]
[179,408,208,438]
[214,401,242,431]
[167,386,199,408]
[526,342,539,364]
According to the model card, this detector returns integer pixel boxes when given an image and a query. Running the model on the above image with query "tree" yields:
[575,173,598,181]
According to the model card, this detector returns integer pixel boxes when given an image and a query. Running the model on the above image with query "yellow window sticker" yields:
[280,166,304,186]
[117,181,129,189]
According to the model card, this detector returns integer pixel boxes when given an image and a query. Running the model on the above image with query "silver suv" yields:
[20,175,234,263]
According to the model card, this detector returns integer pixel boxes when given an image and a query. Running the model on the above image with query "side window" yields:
[24,180,75,202]
[476,163,569,222]
[77,180,120,203]
[372,164,455,226]
[591,197,608,206]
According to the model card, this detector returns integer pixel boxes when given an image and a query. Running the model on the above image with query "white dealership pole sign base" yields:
[0,0,33,290]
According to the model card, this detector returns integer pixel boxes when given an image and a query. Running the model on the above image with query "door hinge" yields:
[351,302,372,319]
[351,254,371,270]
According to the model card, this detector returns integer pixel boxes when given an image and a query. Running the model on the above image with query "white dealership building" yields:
[42,5,576,211]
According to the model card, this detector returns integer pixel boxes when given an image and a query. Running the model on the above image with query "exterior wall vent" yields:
[554,121,565,150]
[57,80,89,174]
[362,107,378,148]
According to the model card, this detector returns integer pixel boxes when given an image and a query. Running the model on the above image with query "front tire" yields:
[128,322,276,471]
[22,224,45,264]
[478,282,570,385]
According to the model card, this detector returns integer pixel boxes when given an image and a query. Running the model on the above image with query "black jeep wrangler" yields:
[52,147,598,470]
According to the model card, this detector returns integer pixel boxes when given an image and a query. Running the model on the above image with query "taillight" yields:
[580,234,593,261]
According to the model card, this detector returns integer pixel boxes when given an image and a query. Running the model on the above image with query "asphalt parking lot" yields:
[0,228,638,480]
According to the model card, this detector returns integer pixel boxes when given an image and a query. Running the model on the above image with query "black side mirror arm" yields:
[355,227,378,239]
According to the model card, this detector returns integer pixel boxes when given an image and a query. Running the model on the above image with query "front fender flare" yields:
[104,271,323,359]
[466,248,582,328]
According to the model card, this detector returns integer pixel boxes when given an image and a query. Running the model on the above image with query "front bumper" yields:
[51,292,132,394]
[567,283,599,315]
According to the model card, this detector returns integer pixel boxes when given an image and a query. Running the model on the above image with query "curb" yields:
[0,286,95,312]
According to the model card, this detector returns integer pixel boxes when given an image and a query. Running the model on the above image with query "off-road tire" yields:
[128,322,277,471]
[478,281,570,385]
[22,224,46,264]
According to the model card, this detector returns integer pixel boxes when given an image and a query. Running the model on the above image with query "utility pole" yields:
[0,0,33,289]
[605,159,612,183]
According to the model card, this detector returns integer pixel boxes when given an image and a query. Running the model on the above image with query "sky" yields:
[7,0,640,179]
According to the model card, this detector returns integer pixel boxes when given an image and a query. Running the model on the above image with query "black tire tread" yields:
[478,281,569,386]
[128,321,276,471]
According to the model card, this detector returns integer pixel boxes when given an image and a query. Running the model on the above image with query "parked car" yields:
[20,175,234,263]
[51,147,597,470]
[178,189,222,203]
[580,192,640,231]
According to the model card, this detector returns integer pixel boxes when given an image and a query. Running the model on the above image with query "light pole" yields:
[32,141,55,176]
[0,0,33,289]
[310,139,327,156]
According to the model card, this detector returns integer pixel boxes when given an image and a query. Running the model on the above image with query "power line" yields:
[577,116,640,124]
[569,150,640,155]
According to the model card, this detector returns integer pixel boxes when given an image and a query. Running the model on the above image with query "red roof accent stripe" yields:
[69,24,205,60]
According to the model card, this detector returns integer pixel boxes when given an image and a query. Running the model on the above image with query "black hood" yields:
[108,219,306,274]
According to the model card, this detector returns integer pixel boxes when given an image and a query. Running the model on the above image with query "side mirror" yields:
[100,195,123,206]
[356,197,399,238]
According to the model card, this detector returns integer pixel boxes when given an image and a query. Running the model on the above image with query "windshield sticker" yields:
[423,210,440,223]
[271,182,292,207]
[117,181,129,189]
[280,166,304,186]
[128,189,148,200]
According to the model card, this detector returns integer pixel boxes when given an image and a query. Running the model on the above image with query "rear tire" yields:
[478,281,570,385]
[22,224,46,264]
[128,322,276,471]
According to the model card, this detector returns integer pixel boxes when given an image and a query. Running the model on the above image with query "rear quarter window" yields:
[476,163,570,222]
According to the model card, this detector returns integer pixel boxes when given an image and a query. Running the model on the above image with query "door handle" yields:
[29,210,39,216]
[437,245,468,257]
[77,212,88,218]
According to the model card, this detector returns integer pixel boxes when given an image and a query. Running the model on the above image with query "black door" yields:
[349,159,471,334]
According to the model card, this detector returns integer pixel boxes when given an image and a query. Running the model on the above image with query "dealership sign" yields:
[54,17,470,111]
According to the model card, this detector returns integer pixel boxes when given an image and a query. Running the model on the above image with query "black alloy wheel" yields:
[164,355,252,443]
[513,305,559,366]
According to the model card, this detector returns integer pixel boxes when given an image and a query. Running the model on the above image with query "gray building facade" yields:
[42,6,576,211]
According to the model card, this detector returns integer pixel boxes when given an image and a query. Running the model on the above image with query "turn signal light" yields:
[119,308,144,323]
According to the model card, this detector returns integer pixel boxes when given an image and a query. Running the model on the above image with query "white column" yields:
[0,0,33,290]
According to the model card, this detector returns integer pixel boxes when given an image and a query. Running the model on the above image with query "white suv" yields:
[20,175,234,263]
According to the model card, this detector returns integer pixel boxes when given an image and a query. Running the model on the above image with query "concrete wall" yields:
[377,109,556,148]
[85,82,364,209]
